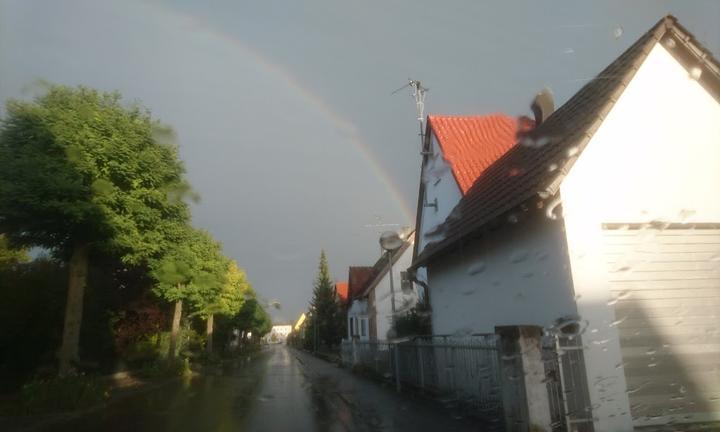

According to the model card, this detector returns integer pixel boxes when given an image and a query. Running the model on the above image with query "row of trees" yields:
[0,84,270,378]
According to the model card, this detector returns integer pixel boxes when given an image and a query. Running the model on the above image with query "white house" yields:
[412,16,720,432]
[346,231,421,342]
[361,232,419,341]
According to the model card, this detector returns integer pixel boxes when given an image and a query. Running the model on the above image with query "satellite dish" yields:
[379,231,403,251]
[531,88,555,125]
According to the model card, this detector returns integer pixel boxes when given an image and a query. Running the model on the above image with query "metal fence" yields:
[543,335,595,432]
[341,335,503,420]
[342,332,596,432]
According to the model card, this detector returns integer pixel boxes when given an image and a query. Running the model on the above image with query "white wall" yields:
[417,133,463,254]
[560,43,720,432]
[427,215,577,335]
[372,244,419,340]
[347,299,369,341]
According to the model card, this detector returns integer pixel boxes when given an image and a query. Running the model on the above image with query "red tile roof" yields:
[414,15,720,268]
[428,114,523,194]
[335,281,349,304]
[348,267,374,301]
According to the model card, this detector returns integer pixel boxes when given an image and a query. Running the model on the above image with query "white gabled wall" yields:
[417,132,462,254]
[372,244,419,340]
[561,43,720,432]
[426,215,576,335]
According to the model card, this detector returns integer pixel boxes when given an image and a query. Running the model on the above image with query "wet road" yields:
[37,345,485,431]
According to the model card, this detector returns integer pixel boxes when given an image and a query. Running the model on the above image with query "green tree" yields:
[205,261,251,354]
[150,227,226,358]
[308,250,344,349]
[0,85,189,375]
[0,234,29,270]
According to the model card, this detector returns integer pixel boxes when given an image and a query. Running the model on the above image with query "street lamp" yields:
[379,231,403,317]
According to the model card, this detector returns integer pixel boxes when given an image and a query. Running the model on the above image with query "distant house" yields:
[364,231,419,341]
[266,324,292,343]
[412,16,720,431]
[334,281,349,306]
[346,266,374,341]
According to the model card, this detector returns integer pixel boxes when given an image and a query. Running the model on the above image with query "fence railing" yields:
[543,335,595,432]
[341,335,503,420]
[342,332,595,432]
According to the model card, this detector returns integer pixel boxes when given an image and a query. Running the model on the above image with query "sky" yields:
[1,0,718,324]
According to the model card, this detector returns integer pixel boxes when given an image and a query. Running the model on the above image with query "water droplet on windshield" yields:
[609,316,627,327]
[545,197,562,220]
[510,250,529,263]
[467,261,486,275]
[613,26,624,39]
[689,66,703,81]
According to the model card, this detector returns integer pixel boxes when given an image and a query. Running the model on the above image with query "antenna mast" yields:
[392,79,429,155]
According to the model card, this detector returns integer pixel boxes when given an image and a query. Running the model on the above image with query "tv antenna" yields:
[392,79,429,155]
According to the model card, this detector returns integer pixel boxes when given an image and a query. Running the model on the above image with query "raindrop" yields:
[510,250,529,263]
[548,163,558,172]
[678,208,696,223]
[614,361,627,369]
[613,26,624,39]
[592,338,611,345]
[609,316,627,327]
[566,146,579,157]
[689,66,702,81]
[508,167,522,177]
[574,294,582,301]
[545,197,562,220]
[507,213,519,224]
[648,363,658,368]
[645,348,657,356]
[590,328,599,333]
[627,381,650,394]
[467,261,486,275]
[564,48,575,55]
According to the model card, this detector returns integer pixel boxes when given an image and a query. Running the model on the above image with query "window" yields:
[361,318,367,337]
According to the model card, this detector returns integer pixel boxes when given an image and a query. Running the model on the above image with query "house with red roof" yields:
[345,230,421,341]
[334,281,349,306]
[411,16,720,431]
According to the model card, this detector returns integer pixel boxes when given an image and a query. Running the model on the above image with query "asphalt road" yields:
[36,345,488,431]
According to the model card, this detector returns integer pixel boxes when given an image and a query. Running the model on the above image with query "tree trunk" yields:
[58,242,89,376]
[169,298,183,359]
[206,314,214,355]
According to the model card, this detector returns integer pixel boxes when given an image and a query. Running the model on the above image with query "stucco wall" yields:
[560,43,720,431]
[372,244,419,340]
[427,214,576,336]
[417,133,462,254]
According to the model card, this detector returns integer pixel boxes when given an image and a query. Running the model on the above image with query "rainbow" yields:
[140,1,415,222]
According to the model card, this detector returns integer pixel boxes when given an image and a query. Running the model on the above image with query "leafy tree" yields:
[204,261,251,354]
[0,234,29,270]
[150,227,226,358]
[308,250,344,349]
[0,85,189,375]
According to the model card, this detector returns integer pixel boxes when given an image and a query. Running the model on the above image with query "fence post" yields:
[393,343,402,393]
[351,338,358,366]
[417,342,425,390]
[496,325,552,432]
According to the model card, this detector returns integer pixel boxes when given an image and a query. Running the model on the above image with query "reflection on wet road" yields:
[41,345,481,431]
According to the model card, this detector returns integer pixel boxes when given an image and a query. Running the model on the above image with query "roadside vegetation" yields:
[0,84,271,415]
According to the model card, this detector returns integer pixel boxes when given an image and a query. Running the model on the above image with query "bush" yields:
[20,375,108,414]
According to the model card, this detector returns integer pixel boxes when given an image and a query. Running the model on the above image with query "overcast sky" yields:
[1,0,718,324]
